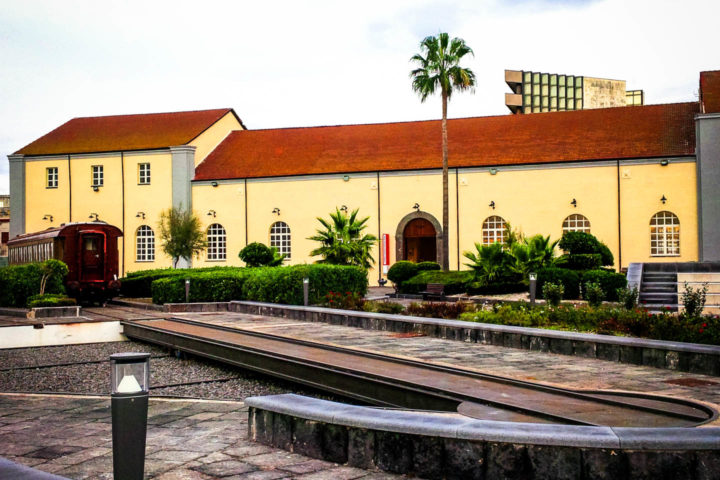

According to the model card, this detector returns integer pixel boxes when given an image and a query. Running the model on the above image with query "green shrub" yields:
[581,269,626,301]
[363,301,406,314]
[559,232,600,254]
[121,266,234,297]
[416,261,441,271]
[597,242,614,266]
[387,261,419,287]
[542,282,564,306]
[27,294,77,308]
[682,282,708,318]
[617,286,639,310]
[0,263,65,307]
[562,253,602,270]
[584,282,604,308]
[537,267,580,299]
[150,265,367,305]
[238,242,284,267]
[467,281,527,296]
[400,270,474,295]
[322,291,365,310]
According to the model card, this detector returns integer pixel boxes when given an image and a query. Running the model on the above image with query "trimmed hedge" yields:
[0,263,65,307]
[582,269,626,301]
[121,266,236,298]
[467,281,528,296]
[537,267,581,299]
[400,271,474,295]
[563,253,602,271]
[27,294,77,308]
[151,265,367,305]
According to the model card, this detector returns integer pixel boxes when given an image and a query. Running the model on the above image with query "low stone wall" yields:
[230,301,720,377]
[246,394,720,480]
[27,306,81,319]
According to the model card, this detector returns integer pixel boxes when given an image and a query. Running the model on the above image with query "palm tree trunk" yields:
[441,90,450,271]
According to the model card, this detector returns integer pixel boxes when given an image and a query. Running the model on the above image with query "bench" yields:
[420,283,445,300]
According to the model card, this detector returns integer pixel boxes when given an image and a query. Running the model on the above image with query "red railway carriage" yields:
[7,222,123,302]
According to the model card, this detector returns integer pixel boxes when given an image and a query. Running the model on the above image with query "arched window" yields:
[482,216,506,245]
[207,223,227,261]
[562,214,591,233]
[136,225,155,262]
[650,211,680,256]
[270,221,291,260]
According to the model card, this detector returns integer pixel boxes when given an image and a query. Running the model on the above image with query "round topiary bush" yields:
[387,261,419,287]
[416,261,441,271]
[239,242,275,267]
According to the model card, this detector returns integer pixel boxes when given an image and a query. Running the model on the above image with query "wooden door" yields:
[81,234,104,281]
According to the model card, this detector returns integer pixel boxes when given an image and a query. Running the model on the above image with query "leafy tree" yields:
[410,33,476,271]
[239,242,285,267]
[308,208,378,269]
[39,259,68,295]
[158,207,206,268]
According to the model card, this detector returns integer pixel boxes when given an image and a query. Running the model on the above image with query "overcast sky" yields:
[1,0,718,194]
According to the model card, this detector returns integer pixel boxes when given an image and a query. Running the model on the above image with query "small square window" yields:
[138,163,151,185]
[46,167,58,188]
[92,165,104,187]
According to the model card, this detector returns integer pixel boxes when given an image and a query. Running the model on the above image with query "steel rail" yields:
[122,317,716,427]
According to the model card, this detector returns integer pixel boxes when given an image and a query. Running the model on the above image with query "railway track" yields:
[122,316,717,428]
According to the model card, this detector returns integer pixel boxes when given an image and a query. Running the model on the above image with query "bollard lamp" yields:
[529,272,538,306]
[110,353,150,480]
[111,353,150,394]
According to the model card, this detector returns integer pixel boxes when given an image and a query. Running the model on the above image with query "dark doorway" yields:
[80,234,104,281]
[403,218,437,263]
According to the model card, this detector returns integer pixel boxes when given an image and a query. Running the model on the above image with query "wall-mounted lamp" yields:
[136,212,145,220]
[489,168,498,175]
[43,214,53,222]
[272,208,281,215]
[489,201,495,209]
[660,159,669,166]
[571,198,577,208]
[89,213,99,221]
[210,181,219,187]
[661,195,667,204]
[207,210,216,218]
[92,185,100,192]
[342,175,350,182]
[339,205,348,212]
[412,203,420,211]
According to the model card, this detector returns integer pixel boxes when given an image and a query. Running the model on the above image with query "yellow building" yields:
[8,70,720,285]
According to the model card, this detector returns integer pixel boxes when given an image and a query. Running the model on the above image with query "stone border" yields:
[229,301,720,377]
[247,394,720,479]
[27,306,81,319]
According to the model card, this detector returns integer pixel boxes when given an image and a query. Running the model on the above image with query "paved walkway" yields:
[183,311,720,413]
[0,394,403,479]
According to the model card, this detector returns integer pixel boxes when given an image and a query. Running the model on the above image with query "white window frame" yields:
[136,225,155,262]
[562,214,591,233]
[482,216,506,245]
[138,163,151,185]
[46,167,58,188]
[270,221,291,260]
[207,223,227,261]
[92,165,104,187]
[650,211,680,256]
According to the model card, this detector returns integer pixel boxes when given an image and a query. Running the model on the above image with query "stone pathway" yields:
[0,394,404,479]
[186,311,720,411]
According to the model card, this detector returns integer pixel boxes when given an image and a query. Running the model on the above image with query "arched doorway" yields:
[395,212,442,265]
[403,218,437,262]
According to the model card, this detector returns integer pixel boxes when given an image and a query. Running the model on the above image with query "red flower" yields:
[702,323,707,328]
[699,328,704,334]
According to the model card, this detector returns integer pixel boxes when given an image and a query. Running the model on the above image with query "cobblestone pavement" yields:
[183,312,720,412]
[0,394,404,479]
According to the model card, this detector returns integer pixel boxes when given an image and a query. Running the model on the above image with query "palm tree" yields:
[410,33,476,271]
[308,208,378,269]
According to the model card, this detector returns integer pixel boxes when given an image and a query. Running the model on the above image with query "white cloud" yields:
[0,0,718,194]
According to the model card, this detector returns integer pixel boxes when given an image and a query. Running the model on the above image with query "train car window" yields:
[85,238,98,251]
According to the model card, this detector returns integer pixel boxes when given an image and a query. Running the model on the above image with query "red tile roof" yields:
[194,102,698,181]
[700,70,720,113]
[16,109,240,156]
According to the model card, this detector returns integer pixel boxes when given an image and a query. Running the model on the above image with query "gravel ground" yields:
[0,341,335,401]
